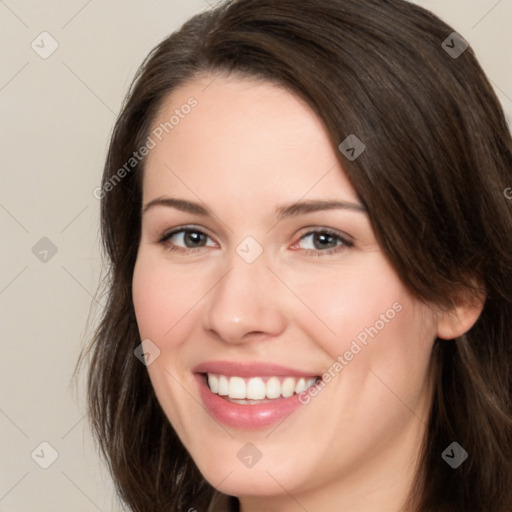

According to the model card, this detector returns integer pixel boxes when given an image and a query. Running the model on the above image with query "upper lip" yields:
[192,361,320,378]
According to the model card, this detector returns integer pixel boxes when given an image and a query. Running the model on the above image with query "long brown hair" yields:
[77,1,512,510]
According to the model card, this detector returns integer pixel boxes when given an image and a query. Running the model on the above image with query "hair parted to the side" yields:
[76,1,512,510]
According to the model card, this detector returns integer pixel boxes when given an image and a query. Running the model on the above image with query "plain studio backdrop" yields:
[1,1,511,510]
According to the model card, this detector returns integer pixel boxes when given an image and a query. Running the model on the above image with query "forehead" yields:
[142,74,359,206]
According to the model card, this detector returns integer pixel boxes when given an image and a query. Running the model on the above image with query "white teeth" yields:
[229,376,246,399]
[246,377,267,400]
[206,373,319,400]
[208,374,219,393]
[305,377,317,390]
[218,375,229,396]
[294,377,306,394]
[281,377,295,398]
[266,376,281,399]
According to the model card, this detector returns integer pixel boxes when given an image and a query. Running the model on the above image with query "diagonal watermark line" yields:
[0,265,29,295]
[163,163,233,232]
[201,0,228,10]
[266,471,309,511]
[213,470,234,489]
[61,415,85,440]
[0,62,29,92]
[266,165,336,234]
[471,0,503,29]
[61,61,116,115]
[0,472,29,502]
[161,366,234,438]
[265,266,336,335]
[0,408,29,438]
[201,73,219,92]
[490,79,512,104]
[61,471,104,512]
[60,265,103,307]
[0,203,29,233]
[60,205,89,233]
[61,0,93,29]
[369,369,427,427]
[265,409,296,438]
[163,267,233,337]
[0,0,29,28]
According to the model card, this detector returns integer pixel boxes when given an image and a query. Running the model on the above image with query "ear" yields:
[436,285,485,340]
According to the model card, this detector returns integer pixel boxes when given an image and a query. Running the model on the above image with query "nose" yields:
[201,250,288,345]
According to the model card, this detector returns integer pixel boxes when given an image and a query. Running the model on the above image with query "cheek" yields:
[132,253,205,341]
[289,257,437,404]
[131,254,201,436]
[132,257,168,340]
[287,259,411,356]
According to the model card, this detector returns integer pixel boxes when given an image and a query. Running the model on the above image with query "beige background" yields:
[1,1,511,510]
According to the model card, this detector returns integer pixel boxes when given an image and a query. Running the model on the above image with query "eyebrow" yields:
[142,197,367,220]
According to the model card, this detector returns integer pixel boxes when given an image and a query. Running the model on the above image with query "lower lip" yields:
[195,374,306,429]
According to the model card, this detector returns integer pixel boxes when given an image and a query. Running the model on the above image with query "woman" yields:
[80,0,512,510]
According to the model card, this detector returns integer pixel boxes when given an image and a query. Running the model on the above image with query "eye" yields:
[292,229,353,256]
[157,226,353,257]
[158,226,216,253]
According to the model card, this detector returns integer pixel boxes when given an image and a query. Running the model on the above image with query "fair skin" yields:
[132,73,482,512]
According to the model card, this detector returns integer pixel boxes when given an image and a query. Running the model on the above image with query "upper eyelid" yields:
[160,225,353,245]
[160,224,215,241]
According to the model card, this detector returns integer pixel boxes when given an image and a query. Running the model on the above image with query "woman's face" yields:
[132,74,441,507]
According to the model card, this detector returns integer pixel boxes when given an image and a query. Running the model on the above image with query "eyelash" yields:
[157,225,354,257]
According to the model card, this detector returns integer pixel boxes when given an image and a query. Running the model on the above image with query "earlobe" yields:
[436,288,485,340]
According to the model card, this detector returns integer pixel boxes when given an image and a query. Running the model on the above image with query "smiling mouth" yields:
[202,373,321,404]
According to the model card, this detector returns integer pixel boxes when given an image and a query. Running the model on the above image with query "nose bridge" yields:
[202,242,286,344]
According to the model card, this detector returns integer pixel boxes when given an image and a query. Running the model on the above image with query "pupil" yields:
[314,233,335,250]
[186,231,203,246]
